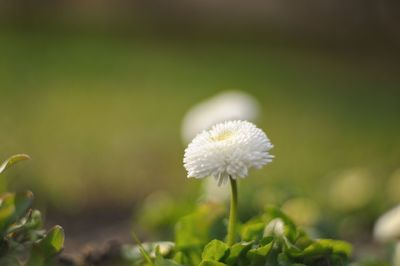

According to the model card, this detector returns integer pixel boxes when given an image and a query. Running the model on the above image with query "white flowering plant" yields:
[148,121,352,266]
[0,154,64,266]
[84,121,362,266]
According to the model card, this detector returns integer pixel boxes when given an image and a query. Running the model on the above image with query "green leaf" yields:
[302,239,352,258]
[175,203,224,249]
[7,209,42,236]
[178,248,203,266]
[202,240,229,262]
[0,191,33,236]
[292,233,313,250]
[172,251,187,265]
[25,209,43,230]
[324,239,352,257]
[247,242,273,258]
[37,225,65,255]
[277,253,293,266]
[199,260,227,266]
[0,154,30,175]
[240,222,265,242]
[260,237,274,246]
[225,241,253,265]
[27,225,65,266]
[247,242,275,266]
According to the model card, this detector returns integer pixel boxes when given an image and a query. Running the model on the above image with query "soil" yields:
[46,207,135,265]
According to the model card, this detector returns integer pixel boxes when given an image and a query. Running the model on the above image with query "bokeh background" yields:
[1,0,400,255]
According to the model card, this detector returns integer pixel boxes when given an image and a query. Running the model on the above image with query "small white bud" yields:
[264,218,285,237]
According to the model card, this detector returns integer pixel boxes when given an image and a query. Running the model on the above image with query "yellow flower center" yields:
[212,131,233,141]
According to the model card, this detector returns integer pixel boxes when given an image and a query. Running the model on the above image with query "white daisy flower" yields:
[374,204,400,243]
[374,204,400,266]
[183,120,273,186]
[181,91,260,143]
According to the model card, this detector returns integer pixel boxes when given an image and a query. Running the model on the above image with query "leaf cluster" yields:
[0,155,64,266]
[119,204,352,266]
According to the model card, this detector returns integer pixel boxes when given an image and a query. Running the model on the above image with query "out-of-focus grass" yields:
[1,30,399,213]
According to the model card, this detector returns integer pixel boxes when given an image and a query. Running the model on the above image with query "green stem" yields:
[227,176,238,246]
[132,231,154,266]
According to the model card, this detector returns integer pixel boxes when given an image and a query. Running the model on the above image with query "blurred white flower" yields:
[328,168,375,212]
[181,91,260,143]
[123,241,175,259]
[184,120,273,186]
[264,218,285,237]
[374,204,400,243]
[282,197,320,227]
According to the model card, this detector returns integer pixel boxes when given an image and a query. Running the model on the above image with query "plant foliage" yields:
[116,204,352,266]
[0,155,64,266]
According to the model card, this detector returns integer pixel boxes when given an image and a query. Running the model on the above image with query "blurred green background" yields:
[1,0,400,253]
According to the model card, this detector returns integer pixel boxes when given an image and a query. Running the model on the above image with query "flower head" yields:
[183,120,273,186]
[181,91,260,143]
